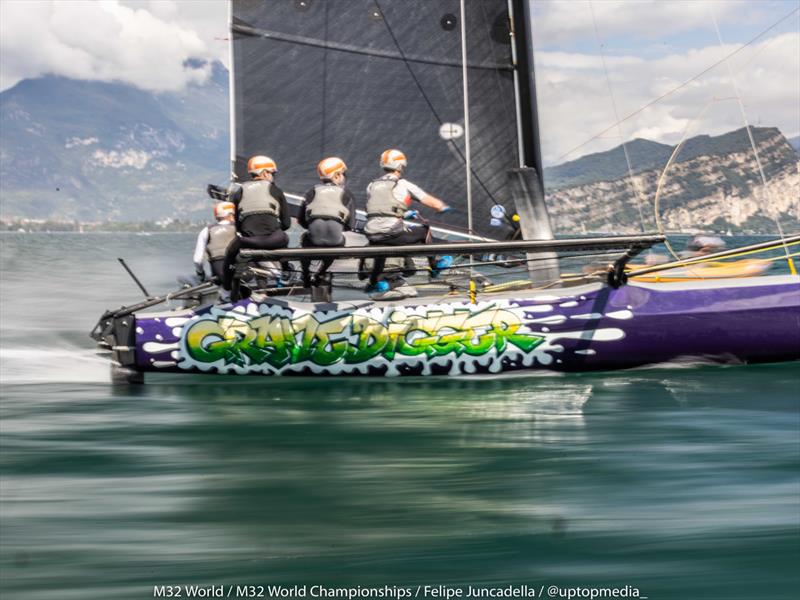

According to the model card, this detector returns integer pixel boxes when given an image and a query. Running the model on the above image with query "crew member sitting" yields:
[681,235,726,258]
[363,149,453,296]
[222,155,291,298]
[298,157,356,288]
[193,201,236,283]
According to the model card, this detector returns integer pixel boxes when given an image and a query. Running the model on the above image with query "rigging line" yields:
[653,97,721,273]
[371,0,503,208]
[588,0,647,234]
[227,0,237,179]
[556,4,800,162]
[321,0,329,156]
[460,0,475,284]
[710,9,793,267]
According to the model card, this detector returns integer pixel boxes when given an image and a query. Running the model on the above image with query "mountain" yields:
[544,127,797,189]
[1,69,797,234]
[545,127,800,234]
[788,135,800,155]
[0,61,229,222]
[544,139,674,189]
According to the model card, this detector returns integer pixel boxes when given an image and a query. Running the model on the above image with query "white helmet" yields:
[380,149,407,171]
[214,201,235,220]
[317,156,347,180]
[247,155,277,176]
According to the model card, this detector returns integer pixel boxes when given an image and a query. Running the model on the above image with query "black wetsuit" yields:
[222,178,292,291]
[208,258,226,282]
[298,186,357,286]
[365,225,435,287]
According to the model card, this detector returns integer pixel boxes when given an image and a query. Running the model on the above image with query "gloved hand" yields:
[195,267,206,282]
[403,210,418,220]
[438,205,452,214]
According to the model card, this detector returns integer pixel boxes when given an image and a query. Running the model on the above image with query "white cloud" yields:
[65,136,99,148]
[1,0,796,172]
[536,32,800,164]
[532,0,745,47]
[0,0,228,92]
[91,148,151,169]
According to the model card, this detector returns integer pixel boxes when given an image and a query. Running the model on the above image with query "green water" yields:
[1,233,798,599]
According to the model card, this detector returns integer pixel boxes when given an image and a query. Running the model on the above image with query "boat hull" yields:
[630,258,772,282]
[124,275,800,377]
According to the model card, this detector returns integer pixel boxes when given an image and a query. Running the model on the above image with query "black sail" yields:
[231,0,523,238]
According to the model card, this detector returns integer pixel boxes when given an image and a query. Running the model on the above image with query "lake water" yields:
[1,233,798,599]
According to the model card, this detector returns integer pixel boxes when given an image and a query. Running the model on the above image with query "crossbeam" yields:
[237,234,666,262]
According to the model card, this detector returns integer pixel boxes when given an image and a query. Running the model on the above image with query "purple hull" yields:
[131,275,800,377]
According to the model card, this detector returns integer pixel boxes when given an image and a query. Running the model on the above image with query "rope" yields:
[627,236,800,278]
[459,0,476,296]
[320,0,329,156]
[653,239,800,268]
[588,0,647,233]
[710,8,794,273]
[371,0,504,209]
[652,98,719,273]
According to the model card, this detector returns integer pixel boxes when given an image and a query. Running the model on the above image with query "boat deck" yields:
[137,274,799,318]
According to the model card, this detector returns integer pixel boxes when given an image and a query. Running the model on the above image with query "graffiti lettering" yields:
[182,305,545,370]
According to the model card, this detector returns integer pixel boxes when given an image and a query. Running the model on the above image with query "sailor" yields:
[363,149,453,295]
[222,155,292,295]
[298,157,356,287]
[193,201,236,283]
[681,235,726,258]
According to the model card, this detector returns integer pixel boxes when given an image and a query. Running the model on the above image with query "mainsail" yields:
[230,0,537,238]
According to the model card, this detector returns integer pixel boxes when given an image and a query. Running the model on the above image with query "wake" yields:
[0,345,109,385]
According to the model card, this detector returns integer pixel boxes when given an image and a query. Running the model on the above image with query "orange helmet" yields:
[247,155,277,175]
[214,201,235,220]
[380,149,407,171]
[317,156,347,180]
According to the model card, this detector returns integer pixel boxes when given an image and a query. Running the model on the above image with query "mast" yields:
[508,0,558,283]
[509,0,544,181]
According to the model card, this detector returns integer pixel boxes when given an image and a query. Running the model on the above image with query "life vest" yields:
[366,176,407,218]
[306,184,349,223]
[205,223,236,260]
[238,179,280,220]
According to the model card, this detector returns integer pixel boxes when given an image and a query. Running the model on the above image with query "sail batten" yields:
[233,22,511,71]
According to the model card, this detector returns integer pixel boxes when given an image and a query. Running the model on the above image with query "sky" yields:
[531,0,800,164]
[0,0,798,165]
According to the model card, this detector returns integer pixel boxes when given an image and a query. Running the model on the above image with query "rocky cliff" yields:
[545,127,800,234]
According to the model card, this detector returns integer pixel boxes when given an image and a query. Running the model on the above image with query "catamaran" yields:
[91,0,800,383]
